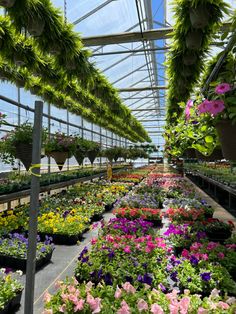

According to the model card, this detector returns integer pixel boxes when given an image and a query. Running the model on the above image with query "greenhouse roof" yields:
[51,0,167,147]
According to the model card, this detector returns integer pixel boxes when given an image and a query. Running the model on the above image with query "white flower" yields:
[16,270,23,276]
[226,297,236,305]
[0,268,6,274]
[210,289,220,299]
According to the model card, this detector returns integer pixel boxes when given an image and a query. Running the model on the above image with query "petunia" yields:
[59,304,66,313]
[122,282,136,294]
[150,303,164,314]
[215,83,231,94]
[117,301,131,314]
[197,308,208,314]
[137,299,148,312]
[115,286,122,299]
[198,100,213,114]
[179,297,190,314]
[217,301,230,310]
[43,291,51,303]
[209,100,225,116]
[185,99,193,120]
[42,310,53,314]
[200,272,211,282]
[74,299,85,312]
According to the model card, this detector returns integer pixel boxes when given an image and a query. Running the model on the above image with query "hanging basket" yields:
[48,151,70,170]
[13,54,25,67]
[27,17,45,36]
[186,30,203,50]
[49,44,61,56]
[0,0,15,7]
[87,151,97,165]
[190,5,209,29]
[30,85,41,95]
[182,67,192,77]
[15,143,32,170]
[15,78,25,88]
[74,151,85,165]
[216,120,236,161]
[183,52,197,66]
[183,148,196,159]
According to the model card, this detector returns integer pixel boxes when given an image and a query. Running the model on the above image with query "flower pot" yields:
[145,219,162,227]
[190,5,209,29]
[27,17,45,36]
[183,52,197,66]
[216,120,236,161]
[182,66,192,77]
[0,290,22,314]
[38,232,82,245]
[30,85,41,95]
[48,151,70,170]
[186,30,203,50]
[74,152,85,166]
[183,148,196,159]
[49,44,61,55]
[15,78,25,88]
[13,54,25,67]
[15,143,32,170]
[87,151,98,165]
[0,0,15,7]
[206,229,232,242]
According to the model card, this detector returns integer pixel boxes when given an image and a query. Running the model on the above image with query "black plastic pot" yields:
[145,219,162,227]
[91,214,103,222]
[15,143,33,170]
[186,30,203,50]
[206,230,232,242]
[0,250,53,271]
[0,290,22,314]
[105,203,114,212]
[0,0,15,7]
[39,232,82,245]
[216,120,236,161]
[190,5,209,29]
[27,17,45,36]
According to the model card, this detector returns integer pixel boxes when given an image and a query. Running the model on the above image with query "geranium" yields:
[215,83,231,94]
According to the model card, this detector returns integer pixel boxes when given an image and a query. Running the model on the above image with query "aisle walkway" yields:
[17,212,114,314]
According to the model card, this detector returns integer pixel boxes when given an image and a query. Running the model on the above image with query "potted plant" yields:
[45,132,76,170]
[0,123,46,170]
[27,16,45,36]
[203,218,235,242]
[86,140,100,166]
[186,30,203,50]
[73,137,87,166]
[0,0,15,7]
[189,4,209,29]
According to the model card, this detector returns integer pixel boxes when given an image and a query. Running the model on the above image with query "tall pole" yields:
[24,101,43,314]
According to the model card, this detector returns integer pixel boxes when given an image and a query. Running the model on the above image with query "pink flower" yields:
[179,297,190,314]
[215,83,231,94]
[209,100,225,116]
[185,99,193,120]
[55,280,63,289]
[86,294,102,313]
[59,304,66,312]
[67,285,76,294]
[198,100,213,114]
[207,242,218,250]
[43,292,51,303]
[122,282,136,294]
[169,303,179,314]
[150,303,164,314]
[91,238,97,245]
[137,299,148,312]
[124,246,131,253]
[117,300,130,314]
[197,308,208,314]
[217,252,225,259]
[61,293,69,302]
[74,299,85,312]
[201,254,208,261]
[85,281,94,292]
[68,294,78,304]
[181,249,190,258]
[217,301,229,310]
[115,286,122,299]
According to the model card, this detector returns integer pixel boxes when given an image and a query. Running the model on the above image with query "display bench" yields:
[185,171,236,214]
[0,168,125,211]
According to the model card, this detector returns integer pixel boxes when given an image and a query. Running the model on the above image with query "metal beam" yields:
[119,86,166,92]
[122,96,165,100]
[73,0,116,25]
[82,28,171,46]
[92,46,169,56]
[139,119,166,122]
[82,24,230,47]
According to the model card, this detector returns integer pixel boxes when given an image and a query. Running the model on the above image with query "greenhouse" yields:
[0,0,236,313]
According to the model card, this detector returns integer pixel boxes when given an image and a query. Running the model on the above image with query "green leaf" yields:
[205,136,213,143]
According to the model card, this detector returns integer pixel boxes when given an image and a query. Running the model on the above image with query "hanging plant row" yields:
[166,0,229,123]
[0,17,150,143]
[0,1,150,142]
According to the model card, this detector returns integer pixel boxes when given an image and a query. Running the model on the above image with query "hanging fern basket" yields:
[0,0,15,7]
[186,30,203,50]
[190,5,209,29]
[27,17,45,37]
[183,52,197,66]
[216,120,236,161]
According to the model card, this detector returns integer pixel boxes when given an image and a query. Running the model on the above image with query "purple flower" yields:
[104,273,113,285]
[108,251,115,259]
[81,256,89,263]
[159,283,167,292]
[170,271,178,282]
[215,83,231,94]
[200,272,211,282]
[190,255,198,266]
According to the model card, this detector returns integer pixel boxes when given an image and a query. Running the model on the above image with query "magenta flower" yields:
[209,100,225,116]
[185,99,193,120]
[198,100,213,114]
[215,83,231,94]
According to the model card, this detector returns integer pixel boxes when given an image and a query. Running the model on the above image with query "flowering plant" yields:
[166,207,205,223]
[0,233,54,260]
[0,268,23,310]
[44,278,236,314]
[75,235,168,287]
[116,193,160,209]
[113,208,162,221]
[100,218,154,236]
[201,218,235,234]
[45,132,76,154]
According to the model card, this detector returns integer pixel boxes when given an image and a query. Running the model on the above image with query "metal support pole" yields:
[24,101,43,314]
[47,104,51,183]
[67,110,70,171]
